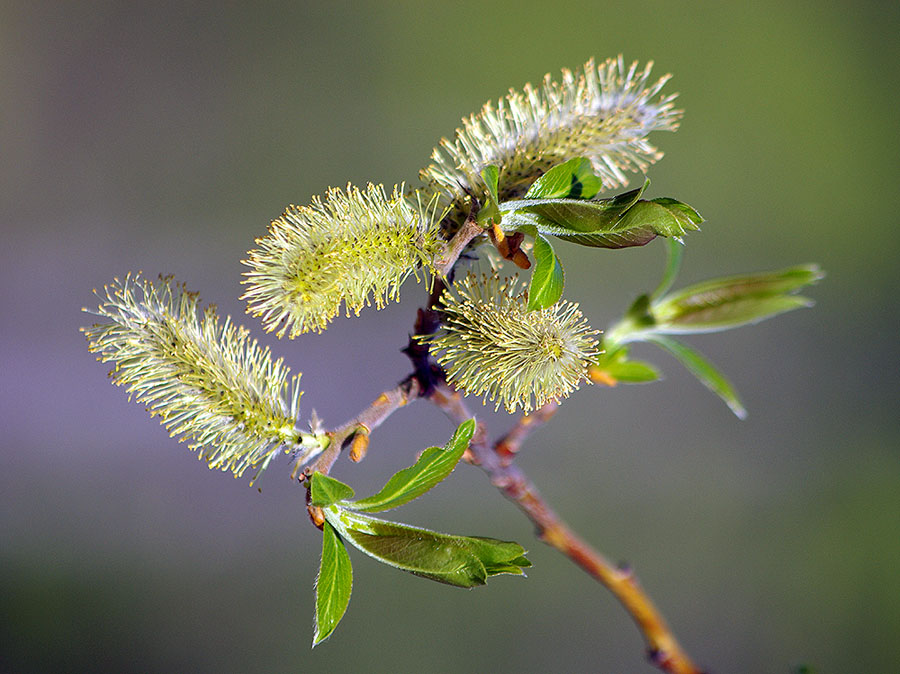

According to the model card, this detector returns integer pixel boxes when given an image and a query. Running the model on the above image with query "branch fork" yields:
[300,357,702,673]
[292,224,703,674]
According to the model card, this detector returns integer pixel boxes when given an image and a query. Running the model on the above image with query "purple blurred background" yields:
[2,1,898,672]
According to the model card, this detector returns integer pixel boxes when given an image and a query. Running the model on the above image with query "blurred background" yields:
[2,1,898,672]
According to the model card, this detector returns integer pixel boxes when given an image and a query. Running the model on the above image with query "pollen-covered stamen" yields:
[242,183,444,337]
[420,274,600,414]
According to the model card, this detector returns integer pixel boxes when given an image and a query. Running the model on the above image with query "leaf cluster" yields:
[593,241,824,417]
[470,158,822,418]
[485,158,702,310]
[308,420,530,645]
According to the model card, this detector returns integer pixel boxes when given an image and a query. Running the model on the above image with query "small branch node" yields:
[434,207,485,277]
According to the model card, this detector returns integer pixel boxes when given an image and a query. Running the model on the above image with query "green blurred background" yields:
[2,1,898,672]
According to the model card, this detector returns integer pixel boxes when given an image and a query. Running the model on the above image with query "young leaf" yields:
[625,293,656,327]
[313,521,353,647]
[481,165,500,204]
[590,346,662,385]
[500,181,647,238]
[645,197,703,228]
[500,180,701,250]
[524,157,602,200]
[477,165,502,226]
[526,231,565,311]
[325,508,530,588]
[658,296,813,334]
[463,536,534,575]
[652,265,823,333]
[309,472,356,507]
[348,419,475,513]
[645,335,746,419]
[595,358,661,384]
[555,197,701,249]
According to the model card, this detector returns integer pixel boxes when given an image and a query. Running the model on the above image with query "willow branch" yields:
[426,380,703,674]
[298,377,422,478]
[494,401,558,466]
[297,253,703,672]
[433,210,485,277]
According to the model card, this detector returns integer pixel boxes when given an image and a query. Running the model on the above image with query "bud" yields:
[421,274,600,413]
[82,274,302,480]
[242,183,443,337]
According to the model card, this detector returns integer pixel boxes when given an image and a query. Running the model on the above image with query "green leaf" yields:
[526,231,565,311]
[313,521,353,647]
[325,508,530,588]
[309,472,355,507]
[603,293,656,349]
[559,197,701,249]
[647,197,703,227]
[463,536,533,575]
[476,165,503,226]
[660,295,813,334]
[348,419,475,513]
[592,346,661,384]
[603,358,661,384]
[481,165,500,204]
[524,157,602,200]
[651,238,684,301]
[652,265,824,333]
[500,181,647,239]
[476,200,502,226]
[500,181,702,249]
[646,335,747,419]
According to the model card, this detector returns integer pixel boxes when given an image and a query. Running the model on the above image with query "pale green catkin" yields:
[242,183,444,337]
[82,274,302,480]
[422,274,600,414]
[420,57,680,216]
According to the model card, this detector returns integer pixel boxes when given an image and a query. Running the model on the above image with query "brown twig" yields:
[494,401,558,466]
[434,208,485,277]
[426,380,704,674]
[299,377,422,479]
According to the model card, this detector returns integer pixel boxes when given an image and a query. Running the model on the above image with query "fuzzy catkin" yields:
[242,183,443,337]
[421,57,680,216]
[422,274,600,414]
[82,274,302,480]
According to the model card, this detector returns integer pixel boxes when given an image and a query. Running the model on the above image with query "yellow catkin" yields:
[421,274,600,414]
[242,183,443,337]
[82,274,302,480]
[420,57,680,227]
